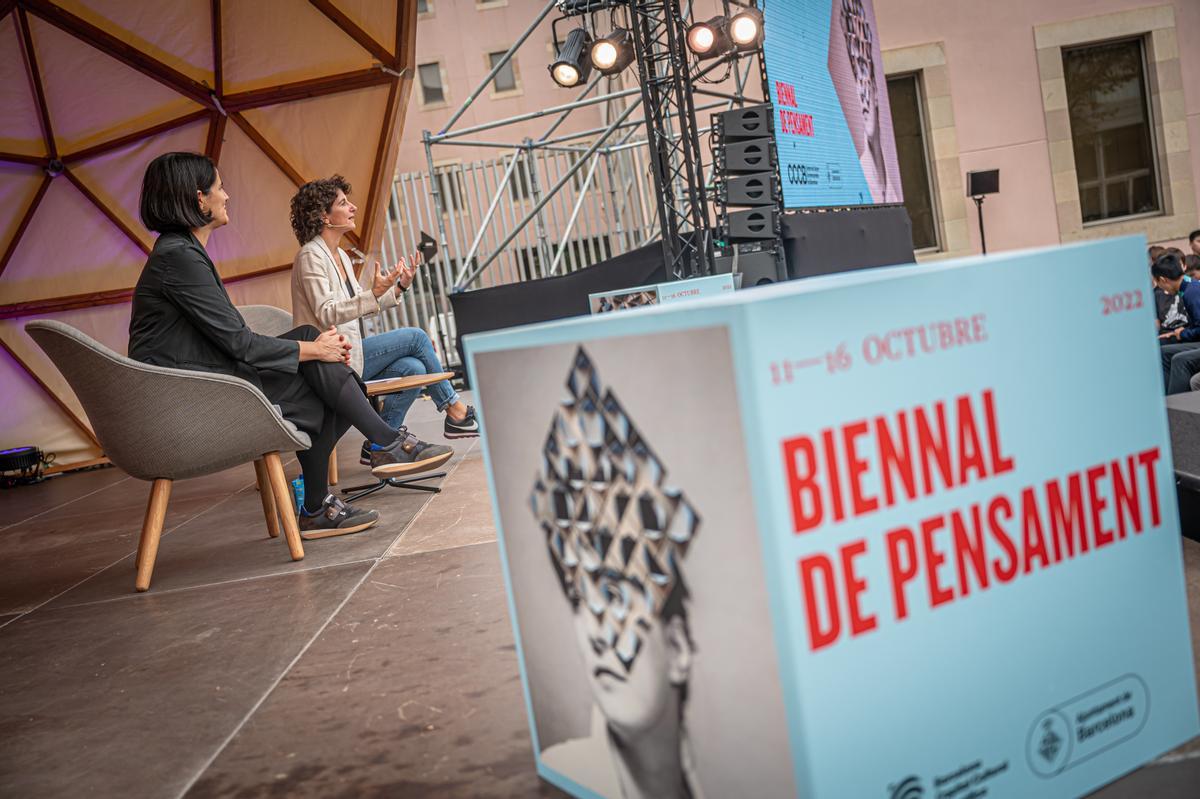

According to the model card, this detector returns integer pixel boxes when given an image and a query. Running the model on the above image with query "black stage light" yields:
[729,8,764,49]
[686,16,732,58]
[590,28,635,75]
[550,27,593,87]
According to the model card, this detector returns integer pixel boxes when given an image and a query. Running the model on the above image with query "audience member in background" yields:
[1149,245,1166,265]
[289,176,479,470]
[1190,230,1200,259]
[1155,253,1200,393]
[1186,254,1200,281]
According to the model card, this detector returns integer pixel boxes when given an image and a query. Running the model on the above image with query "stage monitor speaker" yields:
[719,138,774,173]
[725,207,778,240]
[714,248,785,286]
[715,103,773,140]
[722,173,777,206]
[966,169,999,197]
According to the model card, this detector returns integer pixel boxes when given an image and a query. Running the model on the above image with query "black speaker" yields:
[724,207,778,240]
[966,169,999,197]
[722,173,777,206]
[714,248,786,286]
[715,103,774,140]
[719,138,774,173]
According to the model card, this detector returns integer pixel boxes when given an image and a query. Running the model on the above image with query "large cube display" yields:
[466,237,1198,799]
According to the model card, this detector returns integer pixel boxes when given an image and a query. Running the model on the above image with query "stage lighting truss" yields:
[590,28,635,75]
[686,16,733,59]
[729,8,764,48]
[550,27,593,87]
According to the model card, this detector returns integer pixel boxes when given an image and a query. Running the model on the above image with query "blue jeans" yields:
[361,328,458,429]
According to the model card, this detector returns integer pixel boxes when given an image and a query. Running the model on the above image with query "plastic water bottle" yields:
[290,475,305,513]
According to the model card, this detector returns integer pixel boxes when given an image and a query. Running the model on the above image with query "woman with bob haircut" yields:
[289,175,478,469]
[128,152,452,539]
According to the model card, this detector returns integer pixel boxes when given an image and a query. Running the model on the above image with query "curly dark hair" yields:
[289,175,351,245]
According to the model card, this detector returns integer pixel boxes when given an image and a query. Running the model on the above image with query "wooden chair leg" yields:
[253,458,281,539]
[328,449,338,486]
[263,452,304,561]
[135,479,172,592]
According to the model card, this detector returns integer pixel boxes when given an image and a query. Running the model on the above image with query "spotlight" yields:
[550,27,593,87]
[686,16,732,59]
[730,9,763,49]
[590,28,635,75]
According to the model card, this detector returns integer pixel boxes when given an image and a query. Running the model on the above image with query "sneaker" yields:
[444,405,480,439]
[359,439,372,466]
[298,494,379,540]
[370,428,453,477]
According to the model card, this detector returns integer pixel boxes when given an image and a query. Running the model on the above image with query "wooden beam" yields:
[222,68,392,112]
[211,0,223,97]
[0,262,295,319]
[62,109,211,163]
[0,152,48,167]
[0,334,101,449]
[62,167,151,256]
[228,112,304,186]
[308,0,394,66]
[228,112,360,250]
[205,111,227,163]
[15,7,56,159]
[0,174,51,280]
[360,76,401,257]
[23,0,214,109]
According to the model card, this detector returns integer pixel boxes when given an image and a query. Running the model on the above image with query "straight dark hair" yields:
[1152,253,1184,281]
[140,152,217,234]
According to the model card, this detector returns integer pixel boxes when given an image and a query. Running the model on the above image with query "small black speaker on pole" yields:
[966,169,999,254]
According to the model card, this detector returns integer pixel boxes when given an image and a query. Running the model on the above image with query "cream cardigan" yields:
[289,237,400,376]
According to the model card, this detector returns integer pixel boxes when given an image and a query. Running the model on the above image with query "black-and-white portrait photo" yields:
[473,328,796,799]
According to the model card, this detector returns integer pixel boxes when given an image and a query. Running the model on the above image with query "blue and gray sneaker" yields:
[298,494,379,540]
[444,405,480,439]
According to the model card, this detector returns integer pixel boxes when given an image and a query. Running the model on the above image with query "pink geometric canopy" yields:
[0,0,414,466]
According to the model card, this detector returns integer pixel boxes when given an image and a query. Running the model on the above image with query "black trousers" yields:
[257,326,361,506]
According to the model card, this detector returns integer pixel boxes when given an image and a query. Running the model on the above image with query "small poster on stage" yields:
[589,273,737,315]
[466,236,1198,798]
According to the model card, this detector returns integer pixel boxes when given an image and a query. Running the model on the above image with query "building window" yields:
[509,158,531,200]
[477,0,507,8]
[418,62,445,106]
[488,51,520,94]
[1063,38,1160,225]
[886,73,938,251]
[433,164,464,212]
[417,0,431,15]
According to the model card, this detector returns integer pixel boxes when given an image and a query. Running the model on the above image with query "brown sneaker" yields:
[370,428,453,477]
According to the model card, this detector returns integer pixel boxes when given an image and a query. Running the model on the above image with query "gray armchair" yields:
[237,305,340,486]
[25,319,311,592]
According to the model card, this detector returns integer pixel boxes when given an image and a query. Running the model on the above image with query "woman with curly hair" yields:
[129,153,447,540]
[289,176,478,468]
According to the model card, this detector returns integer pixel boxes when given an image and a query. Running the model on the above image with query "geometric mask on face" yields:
[529,347,700,673]
[841,0,877,122]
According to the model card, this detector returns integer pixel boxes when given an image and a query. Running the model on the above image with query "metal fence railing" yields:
[369,141,662,366]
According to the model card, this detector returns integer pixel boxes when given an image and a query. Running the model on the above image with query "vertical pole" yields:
[524,139,555,276]
[422,130,456,361]
[974,196,987,255]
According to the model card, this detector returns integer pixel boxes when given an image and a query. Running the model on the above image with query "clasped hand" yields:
[314,326,352,363]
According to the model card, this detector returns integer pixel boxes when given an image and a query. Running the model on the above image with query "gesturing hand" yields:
[394,253,418,293]
[370,260,392,299]
[315,325,352,363]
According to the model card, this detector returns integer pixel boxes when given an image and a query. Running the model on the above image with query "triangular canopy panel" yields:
[0,1,415,466]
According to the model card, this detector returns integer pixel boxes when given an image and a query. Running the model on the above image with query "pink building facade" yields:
[400,0,1199,260]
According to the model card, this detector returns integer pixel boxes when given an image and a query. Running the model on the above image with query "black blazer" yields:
[128,231,298,389]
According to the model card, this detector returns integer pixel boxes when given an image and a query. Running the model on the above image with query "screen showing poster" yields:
[762,0,904,208]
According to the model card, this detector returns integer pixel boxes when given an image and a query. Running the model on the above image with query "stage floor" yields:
[0,395,1197,798]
